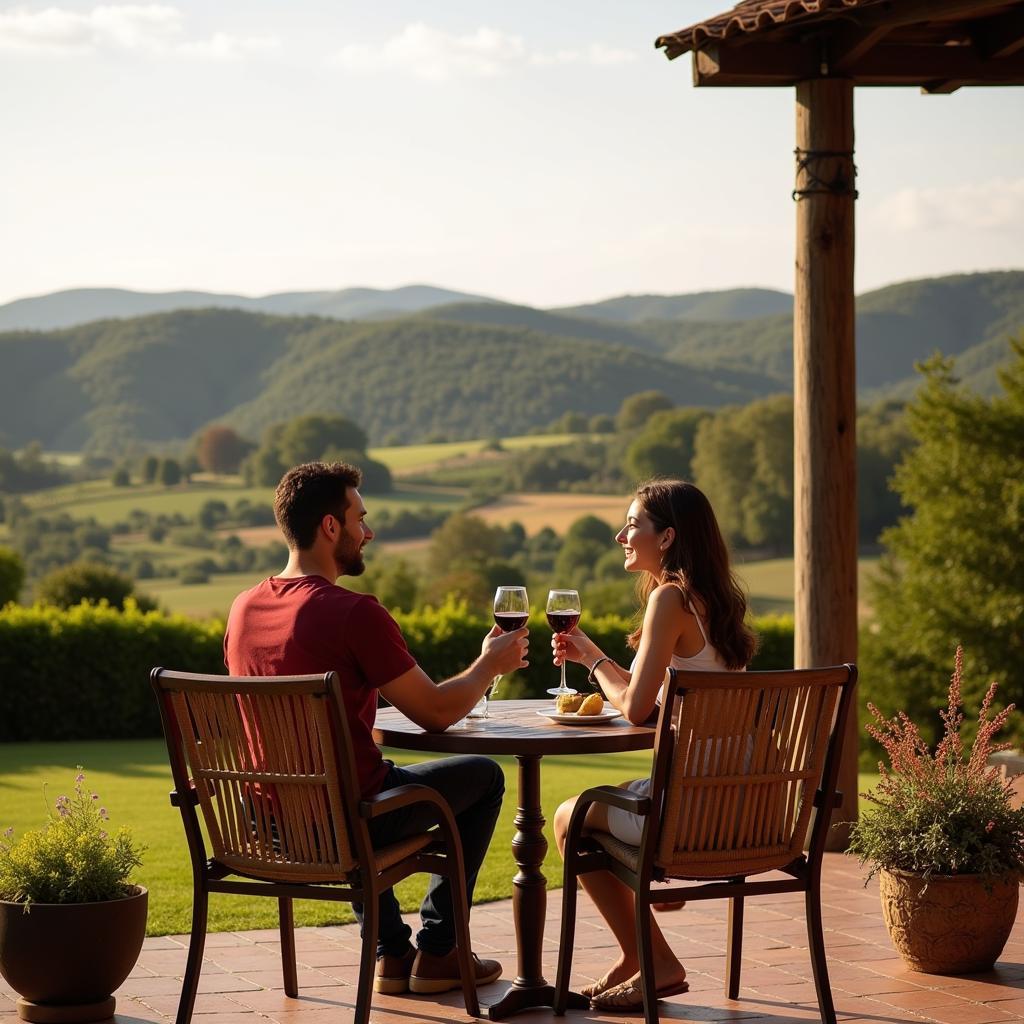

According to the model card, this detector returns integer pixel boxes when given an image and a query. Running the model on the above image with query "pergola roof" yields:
[656,0,1024,92]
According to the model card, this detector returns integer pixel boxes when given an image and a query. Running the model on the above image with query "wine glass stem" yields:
[560,660,567,691]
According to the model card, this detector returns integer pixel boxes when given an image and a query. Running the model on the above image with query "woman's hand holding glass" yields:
[551,626,602,673]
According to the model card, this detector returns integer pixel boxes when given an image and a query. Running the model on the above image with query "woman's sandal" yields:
[590,972,689,1012]
[652,901,686,912]
[579,972,618,998]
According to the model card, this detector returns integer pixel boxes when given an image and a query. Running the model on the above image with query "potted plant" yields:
[849,647,1024,974]
[0,768,146,1022]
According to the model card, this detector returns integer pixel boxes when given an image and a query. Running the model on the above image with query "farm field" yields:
[23,479,464,525]
[369,432,583,473]
[735,556,881,618]
[0,738,882,936]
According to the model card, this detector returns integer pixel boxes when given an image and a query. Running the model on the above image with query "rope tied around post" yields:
[792,147,858,201]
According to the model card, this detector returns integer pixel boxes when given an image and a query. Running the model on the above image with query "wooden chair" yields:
[151,668,480,1024]
[554,664,857,1024]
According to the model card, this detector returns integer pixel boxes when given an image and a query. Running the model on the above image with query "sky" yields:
[2,0,1023,307]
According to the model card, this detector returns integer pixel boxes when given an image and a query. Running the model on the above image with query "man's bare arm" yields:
[379,625,529,732]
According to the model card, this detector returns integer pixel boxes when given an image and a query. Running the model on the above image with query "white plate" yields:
[536,709,623,726]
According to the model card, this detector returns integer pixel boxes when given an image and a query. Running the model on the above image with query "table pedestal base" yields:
[484,984,589,1020]
[480,754,591,1019]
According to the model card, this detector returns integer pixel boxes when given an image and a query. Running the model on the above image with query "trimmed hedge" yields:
[0,601,224,742]
[0,600,794,742]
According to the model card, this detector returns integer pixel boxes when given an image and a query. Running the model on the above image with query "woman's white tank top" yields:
[628,605,743,705]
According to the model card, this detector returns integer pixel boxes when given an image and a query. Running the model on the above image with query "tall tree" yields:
[864,340,1024,746]
[196,425,253,475]
[624,407,710,483]
[616,390,674,432]
[691,394,793,551]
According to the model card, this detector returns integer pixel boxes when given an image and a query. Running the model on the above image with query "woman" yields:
[551,478,757,1011]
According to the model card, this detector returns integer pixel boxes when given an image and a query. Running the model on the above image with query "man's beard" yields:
[333,534,366,576]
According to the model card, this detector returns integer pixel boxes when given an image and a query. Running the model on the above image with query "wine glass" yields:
[546,589,581,697]
[468,586,529,718]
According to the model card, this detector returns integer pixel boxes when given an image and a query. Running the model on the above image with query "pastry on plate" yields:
[555,693,584,714]
[577,693,605,716]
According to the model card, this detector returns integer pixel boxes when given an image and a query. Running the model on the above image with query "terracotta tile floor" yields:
[3,854,1024,1023]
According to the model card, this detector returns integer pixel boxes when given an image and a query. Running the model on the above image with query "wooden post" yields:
[793,78,859,850]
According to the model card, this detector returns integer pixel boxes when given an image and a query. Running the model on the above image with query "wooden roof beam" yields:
[830,24,893,72]
[694,40,1024,86]
[828,0,1008,31]
[972,6,1024,58]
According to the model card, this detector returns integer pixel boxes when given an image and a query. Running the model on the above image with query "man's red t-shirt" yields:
[224,575,417,798]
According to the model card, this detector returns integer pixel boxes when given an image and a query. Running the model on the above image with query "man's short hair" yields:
[274,462,362,550]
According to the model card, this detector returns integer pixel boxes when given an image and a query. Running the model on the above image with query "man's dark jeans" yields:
[353,755,505,958]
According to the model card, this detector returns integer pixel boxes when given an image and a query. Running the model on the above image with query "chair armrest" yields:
[578,784,651,816]
[170,783,199,807]
[359,783,452,821]
[565,785,650,857]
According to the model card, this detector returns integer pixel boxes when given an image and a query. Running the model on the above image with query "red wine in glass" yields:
[495,612,529,632]
[546,589,581,696]
[546,610,580,634]
[469,586,529,718]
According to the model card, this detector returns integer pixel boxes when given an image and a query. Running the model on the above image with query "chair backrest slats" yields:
[157,671,363,883]
[650,666,854,879]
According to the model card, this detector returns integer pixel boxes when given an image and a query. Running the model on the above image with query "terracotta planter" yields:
[879,868,1019,974]
[0,886,148,1022]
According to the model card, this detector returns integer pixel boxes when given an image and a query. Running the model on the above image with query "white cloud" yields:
[332,22,635,80]
[177,31,279,60]
[0,4,279,59]
[869,178,1024,232]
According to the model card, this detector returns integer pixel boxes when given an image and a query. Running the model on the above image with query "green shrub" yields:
[0,602,224,741]
[0,768,143,905]
[0,599,794,742]
[0,546,25,606]
[393,601,793,700]
[36,562,150,611]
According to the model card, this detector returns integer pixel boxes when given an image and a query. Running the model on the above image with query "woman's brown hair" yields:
[626,479,757,670]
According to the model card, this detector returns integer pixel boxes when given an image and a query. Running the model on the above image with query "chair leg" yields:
[354,891,379,1024]
[634,890,659,1024]
[448,863,481,1018]
[279,897,298,998]
[554,865,581,1015]
[726,895,744,999]
[805,884,837,1024]
[175,885,209,1024]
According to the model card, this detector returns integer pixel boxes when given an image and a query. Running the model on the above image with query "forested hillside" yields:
[1,271,1021,453]
[0,311,779,452]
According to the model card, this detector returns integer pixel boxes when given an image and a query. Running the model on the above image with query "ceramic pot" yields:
[0,885,148,1022]
[879,868,1018,974]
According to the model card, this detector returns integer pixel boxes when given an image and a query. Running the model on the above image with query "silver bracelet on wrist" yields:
[587,656,612,685]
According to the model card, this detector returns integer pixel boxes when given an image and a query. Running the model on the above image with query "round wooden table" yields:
[373,698,655,1020]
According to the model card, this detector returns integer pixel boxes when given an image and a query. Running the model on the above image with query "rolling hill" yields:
[0,310,781,452]
[1,271,1021,454]
[555,288,794,323]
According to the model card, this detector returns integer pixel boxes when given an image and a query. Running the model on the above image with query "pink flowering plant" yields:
[849,648,1024,882]
[0,768,143,906]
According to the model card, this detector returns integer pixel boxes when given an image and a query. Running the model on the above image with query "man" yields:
[224,461,528,996]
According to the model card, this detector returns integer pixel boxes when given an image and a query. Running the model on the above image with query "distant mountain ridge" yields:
[0,283,795,332]
[0,271,1021,454]
[0,285,501,332]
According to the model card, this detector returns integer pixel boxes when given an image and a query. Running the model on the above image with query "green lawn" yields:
[0,739,879,937]
[0,738,653,935]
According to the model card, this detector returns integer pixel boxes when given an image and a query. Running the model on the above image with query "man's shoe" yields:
[409,948,502,994]
[374,943,417,994]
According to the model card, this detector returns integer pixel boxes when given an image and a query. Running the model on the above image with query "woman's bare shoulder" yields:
[647,583,692,616]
